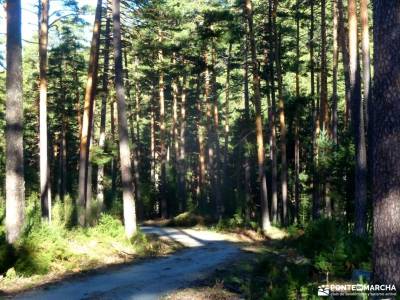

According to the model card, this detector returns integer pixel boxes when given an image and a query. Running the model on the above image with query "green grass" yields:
[198,219,372,300]
[0,211,182,294]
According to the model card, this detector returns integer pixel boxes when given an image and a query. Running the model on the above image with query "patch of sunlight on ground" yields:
[263,226,289,240]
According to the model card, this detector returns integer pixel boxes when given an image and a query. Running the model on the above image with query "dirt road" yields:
[14,226,243,300]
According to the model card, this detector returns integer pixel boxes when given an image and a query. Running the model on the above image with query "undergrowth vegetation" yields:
[297,218,371,278]
[0,196,181,293]
[205,218,372,300]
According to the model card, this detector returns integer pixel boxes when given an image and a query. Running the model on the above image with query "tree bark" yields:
[110,99,117,198]
[223,43,232,196]
[337,0,351,127]
[320,0,329,133]
[372,0,400,288]
[320,0,331,218]
[267,0,278,224]
[178,73,188,212]
[309,0,315,97]
[5,0,25,244]
[124,50,142,219]
[204,51,212,200]
[77,0,102,226]
[244,23,250,122]
[150,88,156,185]
[360,0,370,129]
[158,40,168,219]
[39,0,51,221]
[85,116,95,222]
[275,28,288,226]
[58,123,66,202]
[134,57,141,162]
[96,13,111,210]
[210,44,223,217]
[245,0,270,230]
[171,55,180,166]
[112,0,137,238]
[57,62,67,202]
[332,0,338,145]
[243,22,253,220]
[310,0,320,220]
[294,0,300,223]
[349,0,367,237]
[196,72,206,209]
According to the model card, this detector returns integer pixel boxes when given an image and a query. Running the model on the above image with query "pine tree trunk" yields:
[349,0,367,237]
[110,99,117,198]
[243,24,250,122]
[5,0,25,244]
[39,0,51,221]
[204,51,212,204]
[75,69,82,139]
[58,65,67,202]
[337,0,351,127]
[59,123,66,202]
[223,43,232,196]
[112,0,137,238]
[196,72,206,209]
[320,0,331,218]
[211,45,223,217]
[242,21,253,221]
[158,41,168,219]
[270,95,278,224]
[124,50,142,218]
[294,0,300,223]
[171,55,179,166]
[243,25,252,219]
[133,60,143,218]
[361,0,371,191]
[268,0,278,225]
[134,80,141,162]
[309,0,315,97]
[245,0,270,230]
[78,0,102,226]
[320,0,329,133]
[372,0,400,288]
[86,119,95,222]
[96,14,111,210]
[150,91,156,185]
[310,0,320,220]
[178,73,188,212]
[275,29,288,226]
[332,0,338,145]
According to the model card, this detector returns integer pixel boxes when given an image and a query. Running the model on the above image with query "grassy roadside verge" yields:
[161,214,372,300]
[0,214,183,295]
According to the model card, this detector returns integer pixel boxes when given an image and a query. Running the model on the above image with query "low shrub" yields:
[14,224,70,276]
[298,218,371,277]
[0,212,170,281]
[168,212,206,227]
[90,213,125,239]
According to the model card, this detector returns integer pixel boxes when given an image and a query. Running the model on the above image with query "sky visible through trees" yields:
[0,0,94,62]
